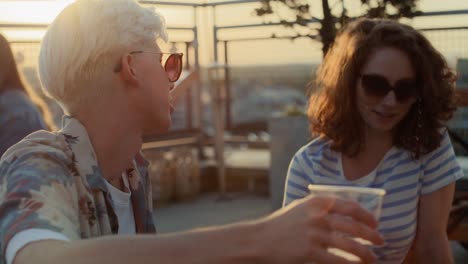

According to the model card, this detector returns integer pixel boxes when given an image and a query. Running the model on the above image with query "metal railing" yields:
[3,1,468,197]
[209,6,468,132]
[1,1,203,138]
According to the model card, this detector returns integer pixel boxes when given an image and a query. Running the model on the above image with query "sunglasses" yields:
[360,73,419,102]
[114,51,183,82]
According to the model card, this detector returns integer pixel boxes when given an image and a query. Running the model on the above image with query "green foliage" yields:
[254,0,421,56]
[362,0,422,19]
[283,104,306,116]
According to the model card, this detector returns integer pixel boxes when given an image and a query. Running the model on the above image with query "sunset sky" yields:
[1,0,467,65]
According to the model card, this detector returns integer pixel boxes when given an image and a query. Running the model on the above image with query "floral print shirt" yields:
[0,116,155,263]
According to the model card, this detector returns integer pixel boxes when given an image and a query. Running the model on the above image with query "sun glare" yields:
[0,1,192,41]
[0,0,74,40]
[0,0,74,24]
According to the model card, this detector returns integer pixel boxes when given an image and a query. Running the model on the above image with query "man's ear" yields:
[119,54,139,83]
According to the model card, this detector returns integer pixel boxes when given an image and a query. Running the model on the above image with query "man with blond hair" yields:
[0,1,383,263]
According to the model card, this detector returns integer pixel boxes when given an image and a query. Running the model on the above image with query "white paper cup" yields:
[308,184,386,262]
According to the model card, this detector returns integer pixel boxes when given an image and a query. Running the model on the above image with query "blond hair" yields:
[39,0,168,114]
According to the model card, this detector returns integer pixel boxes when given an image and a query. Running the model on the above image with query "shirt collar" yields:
[60,115,107,191]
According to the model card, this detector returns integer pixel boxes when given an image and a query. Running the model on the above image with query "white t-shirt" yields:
[104,174,136,235]
[5,174,135,264]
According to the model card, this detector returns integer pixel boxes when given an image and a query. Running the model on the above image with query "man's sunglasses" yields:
[114,51,183,82]
[360,73,419,102]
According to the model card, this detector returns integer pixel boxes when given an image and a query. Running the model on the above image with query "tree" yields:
[255,0,422,56]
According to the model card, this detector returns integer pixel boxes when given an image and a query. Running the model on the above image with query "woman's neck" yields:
[341,131,393,181]
[366,132,392,151]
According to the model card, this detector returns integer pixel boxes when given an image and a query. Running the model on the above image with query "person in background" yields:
[0,1,383,264]
[284,18,462,264]
[0,33,55,157]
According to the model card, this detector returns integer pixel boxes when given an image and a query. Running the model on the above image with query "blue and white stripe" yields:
[283,131,463,264]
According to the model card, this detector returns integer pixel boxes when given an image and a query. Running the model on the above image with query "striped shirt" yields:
[283,130,463,264]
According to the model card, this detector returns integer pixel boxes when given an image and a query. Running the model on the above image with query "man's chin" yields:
[142,121,171,138]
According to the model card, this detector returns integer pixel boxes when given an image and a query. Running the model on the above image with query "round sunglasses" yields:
[114,51,183,82]
[360,73,419,102]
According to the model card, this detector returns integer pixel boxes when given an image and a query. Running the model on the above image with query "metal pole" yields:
[185,42,192,130]
[224,41,232,130]
[190,5,203,165]
[203,0,259,6]
[216,82,226,197]
[139,1,202,7]
[193,7,200,67]
[185,42,191,71]
[209,66,226,197]
[192,6,201,130]
[210,6,227,198]
[212,6,218,64]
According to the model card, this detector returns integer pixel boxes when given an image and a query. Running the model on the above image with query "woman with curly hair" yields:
[284,18,462,263]
[0,34,55,157]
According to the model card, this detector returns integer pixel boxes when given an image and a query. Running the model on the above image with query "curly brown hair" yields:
[308,18,458,159]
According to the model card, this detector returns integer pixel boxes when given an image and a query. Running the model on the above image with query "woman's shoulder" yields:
[421,128,451,159]
[0,89,40,115]
[295,136,333,158]
[0,88,46,126]
[0,88,30,103]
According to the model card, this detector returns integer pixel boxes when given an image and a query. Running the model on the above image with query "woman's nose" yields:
[381,90,398,106]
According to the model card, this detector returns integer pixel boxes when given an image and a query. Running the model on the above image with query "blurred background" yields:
[1,0,468,261]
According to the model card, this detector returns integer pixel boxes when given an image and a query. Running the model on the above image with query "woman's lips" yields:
[373,110,398,123]
[374,111,396,118]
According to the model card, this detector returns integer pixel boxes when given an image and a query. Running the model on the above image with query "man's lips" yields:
[169,101,174,114]
[169,95,174,113]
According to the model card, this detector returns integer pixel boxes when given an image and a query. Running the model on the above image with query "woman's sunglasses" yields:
[360,73,419,102]
[114,51,183,82]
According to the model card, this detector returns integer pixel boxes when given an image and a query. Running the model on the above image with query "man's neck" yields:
[76,106,142,187]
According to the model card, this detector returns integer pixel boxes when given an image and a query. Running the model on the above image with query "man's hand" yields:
[257,195,384,264]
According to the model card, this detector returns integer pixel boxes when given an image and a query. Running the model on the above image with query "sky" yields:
[0,0,468,66]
